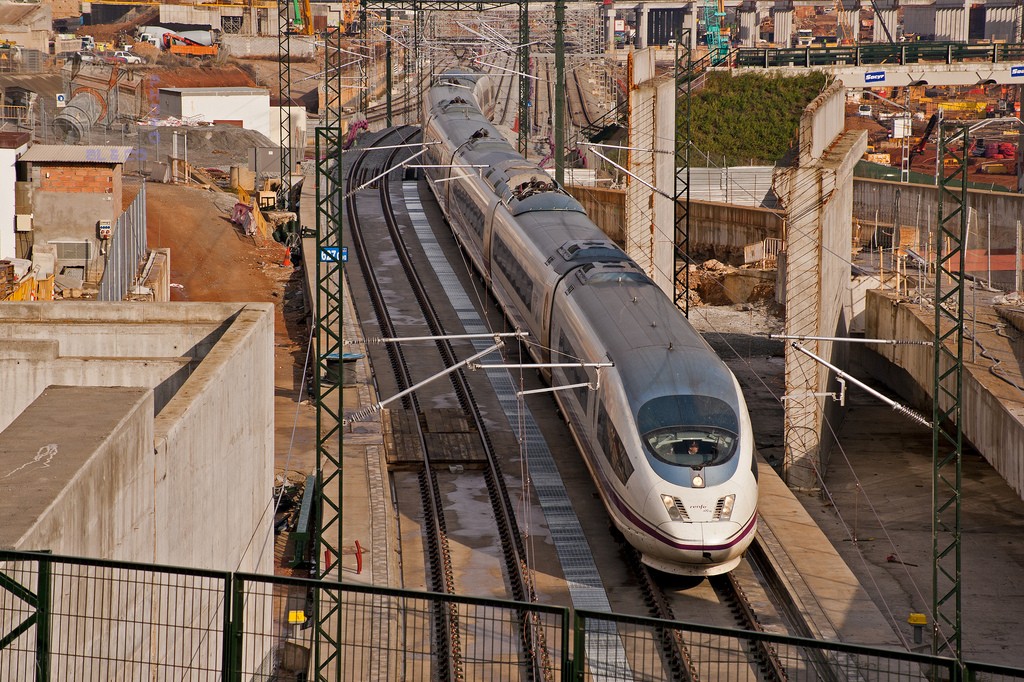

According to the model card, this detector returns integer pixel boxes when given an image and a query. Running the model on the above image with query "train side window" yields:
[493,235,534,311]
[597,402,634,485]
[451,183,484,237]
[558,331,590,408]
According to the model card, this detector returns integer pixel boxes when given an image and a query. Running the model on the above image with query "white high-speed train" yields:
[421,71,757,576]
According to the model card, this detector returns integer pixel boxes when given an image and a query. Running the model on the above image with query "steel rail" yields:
[376,128,552,682]
[710,570,789,682]
[345,126,462,680]
[630,550,699,681]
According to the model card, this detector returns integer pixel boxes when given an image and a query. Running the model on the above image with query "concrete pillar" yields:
[984,0,1020,42]
[625,48,675,295]
[637,4,649,48]
[871,0,898,42]
[934,0,969,41]
[602,4,610,51]
[837,0,859,43]
[773,1,794,46]
[685,8,699,49]
[778,84,867,491]
[904,5,937,39]
[739,1,759,46]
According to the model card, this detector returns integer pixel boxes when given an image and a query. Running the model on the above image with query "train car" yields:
[422,71,757,576]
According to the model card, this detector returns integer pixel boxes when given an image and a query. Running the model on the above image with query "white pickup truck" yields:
[111,50,143,64]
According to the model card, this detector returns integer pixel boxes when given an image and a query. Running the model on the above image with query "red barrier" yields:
[355,540,363,574]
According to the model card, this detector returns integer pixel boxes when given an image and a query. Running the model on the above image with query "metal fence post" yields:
[560,608,572,682]
[34,556,51,682]
[571,611,585,682]
[221,573,244,682]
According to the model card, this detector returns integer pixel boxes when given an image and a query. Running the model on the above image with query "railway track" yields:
[566,65,595,130]
[342,89,843,682]
[344,126,553,681]
[619,530,840,681]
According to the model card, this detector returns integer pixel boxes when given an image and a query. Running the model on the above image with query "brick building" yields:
[20,145,132,284]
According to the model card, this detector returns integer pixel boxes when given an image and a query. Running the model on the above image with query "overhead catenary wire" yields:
[422,49,968,657]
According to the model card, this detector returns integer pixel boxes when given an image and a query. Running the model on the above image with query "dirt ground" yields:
[145,182,317,572]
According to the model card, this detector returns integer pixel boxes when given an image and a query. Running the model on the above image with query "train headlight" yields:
[717,494,736,521]
[661,494,683,521]
[691,470,705,489]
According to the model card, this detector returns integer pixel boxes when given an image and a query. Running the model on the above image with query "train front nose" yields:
[642,517,755,576]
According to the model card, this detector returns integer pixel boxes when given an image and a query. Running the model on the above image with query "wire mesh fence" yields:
[2,551,1023,681]
[0,553,230,680]
[237,577,570,682]
[572,609,1024,682]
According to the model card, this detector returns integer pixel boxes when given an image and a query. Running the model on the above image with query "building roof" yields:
[0,131,29,149]
[159,87,269,97]
[19,145,134,164]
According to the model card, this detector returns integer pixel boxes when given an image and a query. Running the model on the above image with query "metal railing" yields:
[2,550,1023,681]
[734,41,1024,69]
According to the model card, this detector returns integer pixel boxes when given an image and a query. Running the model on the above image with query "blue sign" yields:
[1012,65,1024,78]
[864,71,886,84]
[342,246,348,262]
[320,246,340,262]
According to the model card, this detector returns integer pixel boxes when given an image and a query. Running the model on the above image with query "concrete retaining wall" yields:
[865,289,1024,501]
[853,178,1024,291]
[152,304,274,573]
[221,34,314,58]
[568,186,784,261]
[685,199,784,259]
[0,353,191,433]
[0,302,274,675]
[0,302,275,574]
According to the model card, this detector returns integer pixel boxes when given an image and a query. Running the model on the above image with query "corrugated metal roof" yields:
[19,145,134,164]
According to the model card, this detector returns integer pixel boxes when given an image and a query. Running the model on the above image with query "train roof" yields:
[566,266,741,415]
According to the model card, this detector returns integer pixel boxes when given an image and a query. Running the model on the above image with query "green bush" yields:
[682,72,829,167]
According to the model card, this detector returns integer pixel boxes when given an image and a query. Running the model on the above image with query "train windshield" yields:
[638,395,739,467]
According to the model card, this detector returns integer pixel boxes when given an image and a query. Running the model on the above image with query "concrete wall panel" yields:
[0,320,223,357]
[904,6,937,37]
[6,387,155,556]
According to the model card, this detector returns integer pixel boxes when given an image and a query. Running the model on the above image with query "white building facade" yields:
[158,87,271,138]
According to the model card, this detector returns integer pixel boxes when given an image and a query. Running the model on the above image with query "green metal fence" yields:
[2,550,1023,681]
